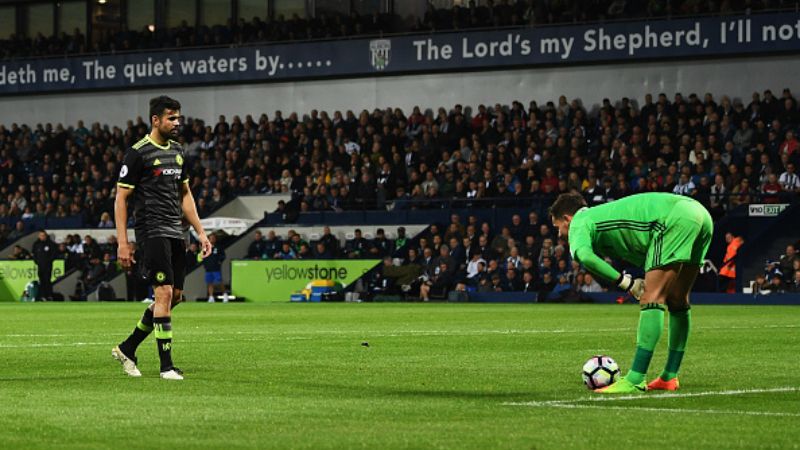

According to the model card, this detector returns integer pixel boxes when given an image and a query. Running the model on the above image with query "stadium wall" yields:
[6,53,800,126]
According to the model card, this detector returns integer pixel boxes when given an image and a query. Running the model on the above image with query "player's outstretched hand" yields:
[118,242,135,270]
[629,278,646,302]
[200,234,213,259]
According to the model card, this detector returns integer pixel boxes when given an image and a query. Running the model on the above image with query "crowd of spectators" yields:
[7,232,120,299]
[1,0,796,60]
[2,86,800,251]
[243,215,612,300]
[751,242,800,294]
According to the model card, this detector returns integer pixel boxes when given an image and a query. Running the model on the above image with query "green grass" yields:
[0,303,797,449]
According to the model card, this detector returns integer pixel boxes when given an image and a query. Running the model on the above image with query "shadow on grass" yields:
[293,380,544,402]
[0,375,130,382]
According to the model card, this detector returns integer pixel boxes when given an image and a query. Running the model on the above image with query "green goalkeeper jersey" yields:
[568,192,710,283]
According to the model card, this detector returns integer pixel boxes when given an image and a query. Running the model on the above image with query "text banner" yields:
[1,12,799,95]
[748,203,789,217]
[0,260,65,301]
[231,259,380,302]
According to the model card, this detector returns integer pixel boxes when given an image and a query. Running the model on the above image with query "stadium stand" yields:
[1,1,795,59]
[2,85,800,300]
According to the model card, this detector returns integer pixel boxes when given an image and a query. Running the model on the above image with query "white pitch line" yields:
[504,387,800,407]
[2,323,797,340]
[0,337,271,349]
[565,386,800,403]
[503,387,800,417]
[521,403,800,418]
[0,342,111,348]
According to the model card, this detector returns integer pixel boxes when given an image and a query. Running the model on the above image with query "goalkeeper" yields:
[549,192,713,394]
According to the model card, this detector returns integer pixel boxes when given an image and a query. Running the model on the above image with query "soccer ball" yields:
[582,355,620,390]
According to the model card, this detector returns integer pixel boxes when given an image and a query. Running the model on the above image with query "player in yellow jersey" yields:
[550,192,713,393]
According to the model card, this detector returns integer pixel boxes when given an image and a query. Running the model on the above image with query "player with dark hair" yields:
[550,192,712,393]
[112,95,212,380]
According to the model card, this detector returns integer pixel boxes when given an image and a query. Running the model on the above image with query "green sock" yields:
[624,303,665,385]
[660,308,691,381]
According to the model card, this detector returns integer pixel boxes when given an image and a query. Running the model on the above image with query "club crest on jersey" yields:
[176,154,184,166]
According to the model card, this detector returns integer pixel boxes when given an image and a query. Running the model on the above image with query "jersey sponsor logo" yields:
[153,168,182,177]
[119,165,128,178]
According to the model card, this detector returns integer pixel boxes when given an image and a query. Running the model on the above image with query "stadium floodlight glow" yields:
[148,24,155,32]
[98,0,107,4]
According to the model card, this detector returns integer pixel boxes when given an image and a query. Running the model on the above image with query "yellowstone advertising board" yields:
[231,260,380,301]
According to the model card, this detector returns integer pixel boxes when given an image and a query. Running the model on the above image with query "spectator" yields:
[81,254,107,294]
[730,178,754,208]
[790,270,800,293]
[345,228,370,258]
[502,267,523,292]
[465,251,486,281]
[505,246,522,271]
[579,272,604,293]
[761,173,783,203]
[434,245,455,274]
[7,221,26,242]
[204,234,228,303]
[779,244,798,279]
[319,226,340,256]
[448,237,466,270]
[489,273,504,293]
[82,235,101,260]
[421,247,437,276]
[551,275,573,297]
[185,241,201,270]
[673,173,696,196]
[313,241,333,258]
[780,130,799,157]
[767,274,785,294]
[751,273,769,295]
[778,163,800,193]
[394,226,408,251]
[264,231,282,259]
[369,228,394,258]
[297,243,313,259]
[537,272,556,299]
[709,174,728,219]
[289,233,309,255]
[9,245,31,260]
[98,212,115,228]
[521,271,537,293]
[246,230,267,259]
[419,261,454,301]
[275,242,296,260]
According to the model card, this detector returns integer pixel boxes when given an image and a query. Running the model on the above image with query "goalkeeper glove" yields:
[617,274,646,301]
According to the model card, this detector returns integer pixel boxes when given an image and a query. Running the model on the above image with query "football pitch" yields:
[0,302,797,449]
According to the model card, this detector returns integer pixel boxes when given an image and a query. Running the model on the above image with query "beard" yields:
[158,125,180,141]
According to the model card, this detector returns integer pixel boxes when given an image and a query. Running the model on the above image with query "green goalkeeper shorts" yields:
[645,199,714,271]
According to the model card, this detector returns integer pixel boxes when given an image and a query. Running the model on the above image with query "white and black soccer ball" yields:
[582,355,620,390]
